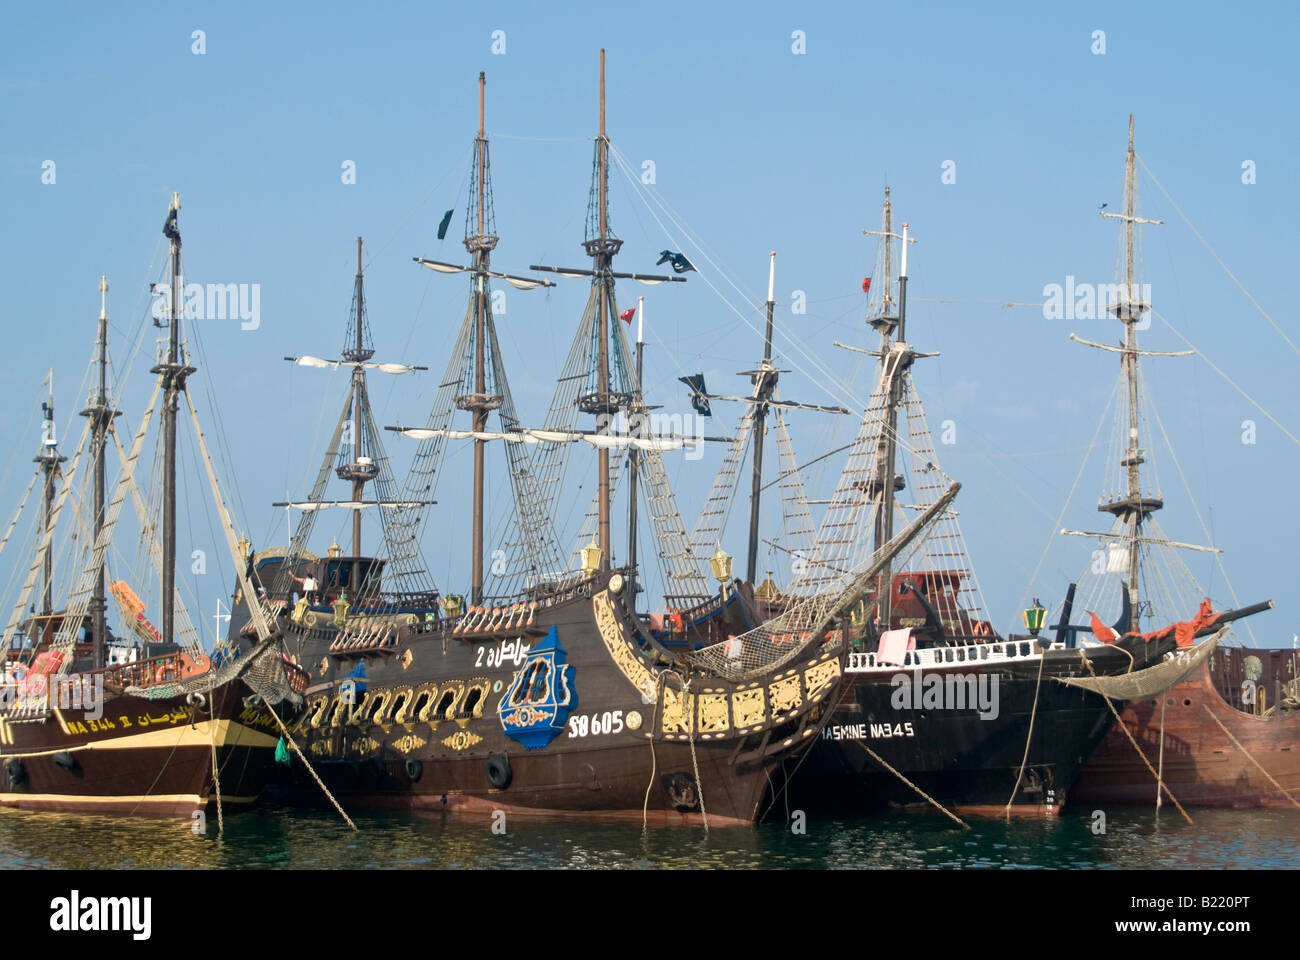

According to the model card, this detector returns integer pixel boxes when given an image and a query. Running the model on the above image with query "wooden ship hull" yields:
[0,655,293,817]
[260,574,844,825]
[1072,646,1300,807]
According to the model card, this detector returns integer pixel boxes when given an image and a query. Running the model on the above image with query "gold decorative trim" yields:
[804,657,841,700]
[387,686,416,725]
[392,733,427,755]
[591,591,659,701]
[659,685,694,734]
[626,710,643,731]
[731,687,765,729]
[697,692,730,733]
[442,730,482,752]
[768,674,803,715]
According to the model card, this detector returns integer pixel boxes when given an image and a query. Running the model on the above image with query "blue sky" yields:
[1,0,1297,644]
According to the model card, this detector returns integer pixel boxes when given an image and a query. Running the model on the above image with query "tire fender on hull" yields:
[485,754,512,790]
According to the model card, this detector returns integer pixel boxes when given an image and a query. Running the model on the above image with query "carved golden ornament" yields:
[697,693,730,733]
[803,657,842,700]
[317,657,329,677]
[401,648,414,670]
[768,675,803,715]
[731,687,766,728]
[626,710,643,731]
[507,704,556,728]
[308,739,332,757]
[388,687,416,725]
[254,545,319,565]
[592,591,659,701]
[392,733,427,755]
[352,735,381,755]
[442,730,483,752]
[659,685,695,734]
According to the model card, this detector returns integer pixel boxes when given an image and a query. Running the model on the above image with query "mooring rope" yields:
[261,698,357,832]
[1156,695,1167,809]
[853,740,969,830]
[1202,704,1300,809]
[208,685,223,836]
[683,676,708,832]
[1077,649,1193,824]
[1005,650,1047,817]
[641,671,669,831]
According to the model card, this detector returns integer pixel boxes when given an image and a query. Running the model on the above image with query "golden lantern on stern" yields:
[711,547,733,600]
[581,541,603,577]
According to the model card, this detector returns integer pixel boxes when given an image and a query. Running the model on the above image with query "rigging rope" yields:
[1137,153,1300,360]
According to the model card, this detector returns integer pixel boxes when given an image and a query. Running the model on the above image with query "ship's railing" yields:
[0,652,188,718]
[847,639,1061,673]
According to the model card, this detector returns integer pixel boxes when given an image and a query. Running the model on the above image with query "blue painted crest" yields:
[499,625,577,750]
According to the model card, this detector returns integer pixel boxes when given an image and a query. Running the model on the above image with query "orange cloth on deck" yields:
[1088,611,1119,644]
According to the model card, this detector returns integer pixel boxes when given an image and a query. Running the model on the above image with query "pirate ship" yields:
[1042,117,1285,808]
[675,188,1229,818]
[234,59,976,826]
[0,196,305,817]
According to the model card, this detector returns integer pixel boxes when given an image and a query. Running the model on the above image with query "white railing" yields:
[846,639,1065,673]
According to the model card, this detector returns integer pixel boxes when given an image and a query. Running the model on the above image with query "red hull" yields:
[1073,650,1300,808]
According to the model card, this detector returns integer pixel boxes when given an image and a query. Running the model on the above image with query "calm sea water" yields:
[1,804,1296,869]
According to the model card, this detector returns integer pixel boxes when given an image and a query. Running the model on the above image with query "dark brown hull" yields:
[0,678,282,817]
[1072,654,1300,808]
[296,739,776,826]
[275,577,844,826]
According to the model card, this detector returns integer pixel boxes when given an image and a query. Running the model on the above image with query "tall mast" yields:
[337,237,378,593]
[35,373,65,620]
[1098,114,1162,632]
[461,70,499,604]
[154,193,193,648]
[595,48,613,571]
[863,190,915,628]
[745,252,778,583]
[351,239,368,591]
[82,276,118,667]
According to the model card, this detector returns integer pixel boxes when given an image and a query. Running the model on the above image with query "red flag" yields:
[1087,611,1118,644]
[862,277,872,293]
[620,307,636,324]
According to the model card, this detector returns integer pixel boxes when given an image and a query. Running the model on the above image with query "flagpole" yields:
[626,295,645,608]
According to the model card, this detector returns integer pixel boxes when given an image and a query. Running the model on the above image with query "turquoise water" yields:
[1,805,1295,869]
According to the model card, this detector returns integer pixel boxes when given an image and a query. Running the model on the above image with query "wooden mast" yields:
[83,275,118,667]
[745,252,777,584]
[352,238,365,567]
[154,193,193,648]
[35,374,65,621]
[595,48,612,572]
[863,190,913,629]
[472,71,489,603]
[453,71,502,604]
[1098,115,1163,633]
